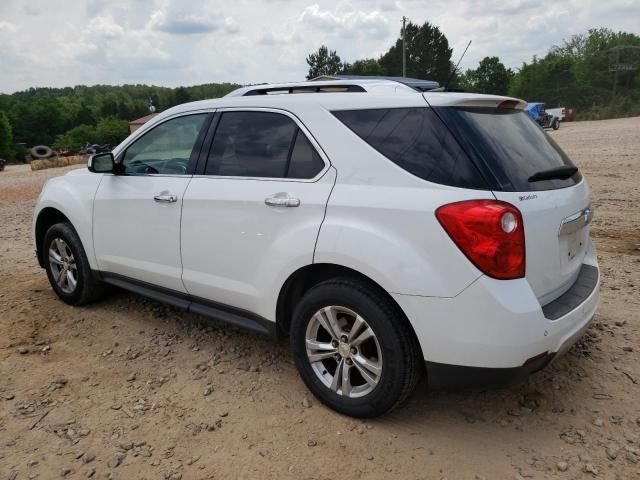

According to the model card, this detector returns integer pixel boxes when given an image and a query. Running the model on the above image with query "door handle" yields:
[153,193,178,203]
[265,195,300,207]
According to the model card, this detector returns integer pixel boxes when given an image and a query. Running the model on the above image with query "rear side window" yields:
[436,107,582,191]
[332,108,488,190]
[288,130,325,178]
[205,111,324,179]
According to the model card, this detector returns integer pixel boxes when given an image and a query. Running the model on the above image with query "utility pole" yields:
[613,47,620,98]
[606,45,640,99]
[402,16,406,77]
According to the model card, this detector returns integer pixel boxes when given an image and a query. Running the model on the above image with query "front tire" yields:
[43,223,104,306]
[553,118,560,130]
[290,278,422,417]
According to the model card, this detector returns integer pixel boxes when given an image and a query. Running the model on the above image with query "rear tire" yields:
[290,278,422,417]
[43,223,105,306]
[553,118,560,130]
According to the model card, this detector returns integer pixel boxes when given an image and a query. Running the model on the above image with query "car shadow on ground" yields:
[103,287,596,434]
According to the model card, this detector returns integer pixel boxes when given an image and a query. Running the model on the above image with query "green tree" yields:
[76,103,96,126]
[509,28,640,118]
[0,82,241,150]
[462,56,514,95]
[0,111,14,160]
[94,117,129,147]
[451,69,473,91]
[52,124,96,150]
[173,86,191,105]
[306,45,343,80]
[379,21,453,83]
[343,58,384,76]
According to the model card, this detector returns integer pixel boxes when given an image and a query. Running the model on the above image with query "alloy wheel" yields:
[48,238,78,294]
[305,306,383,398]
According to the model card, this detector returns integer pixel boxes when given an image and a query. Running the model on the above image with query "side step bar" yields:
[101,272,277,337]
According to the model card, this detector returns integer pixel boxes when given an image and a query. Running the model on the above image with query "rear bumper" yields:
[425,352,555,389]
[393,239,599,376]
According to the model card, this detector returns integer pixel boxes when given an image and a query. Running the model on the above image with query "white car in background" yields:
[547,107,566,121]
[33,77,599,417]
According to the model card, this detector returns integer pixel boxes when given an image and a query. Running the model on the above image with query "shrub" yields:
[52,124,96,150]
[94,117,129,147]
[0,111,14,161]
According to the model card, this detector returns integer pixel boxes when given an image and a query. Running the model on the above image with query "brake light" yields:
[497,100,520,109]
[436,200,525,280]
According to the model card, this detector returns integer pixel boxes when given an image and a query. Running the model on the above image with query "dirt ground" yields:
[1,117,639,480]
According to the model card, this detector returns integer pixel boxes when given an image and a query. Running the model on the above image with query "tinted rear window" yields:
[332,108,488,190]
[436,107,581,192]
[288,130,325,178]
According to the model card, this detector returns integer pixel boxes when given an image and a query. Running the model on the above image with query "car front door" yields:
[93,112,211,292]
[181,109,335,319]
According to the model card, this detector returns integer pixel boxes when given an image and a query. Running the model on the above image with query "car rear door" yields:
[180,109,335,320]
[93,112,211,292]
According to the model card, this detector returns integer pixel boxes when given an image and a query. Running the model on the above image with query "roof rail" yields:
[311,75,440,92]
[224,78,423,97]
[242,84,366,96]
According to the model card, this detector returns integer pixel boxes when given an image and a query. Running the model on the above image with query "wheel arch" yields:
[276,263,423,355]
[35,207,71,268]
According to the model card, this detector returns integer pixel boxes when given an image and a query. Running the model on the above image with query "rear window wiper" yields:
[528,166,578,183]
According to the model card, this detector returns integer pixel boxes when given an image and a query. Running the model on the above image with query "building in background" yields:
[128,113,158,133]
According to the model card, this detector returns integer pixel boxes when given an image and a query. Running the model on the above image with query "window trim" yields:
[114,110,214,177]
[196,107,330,183]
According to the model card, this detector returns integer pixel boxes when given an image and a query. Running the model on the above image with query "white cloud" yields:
[85,15,124,38]
[224,17,240,34]
[258,31,300,46]
[300,5,390,37]
[0,21,17,33]
[147,0,238,35]
[0,0,638,93]
[149,11,219,34]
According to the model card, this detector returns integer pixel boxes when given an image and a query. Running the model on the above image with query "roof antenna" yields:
[444,40,472,91]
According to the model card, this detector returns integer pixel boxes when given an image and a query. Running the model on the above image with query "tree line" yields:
[306,24,640,118]
[0,83,239,161]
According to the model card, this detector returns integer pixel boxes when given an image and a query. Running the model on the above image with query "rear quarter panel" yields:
[303,105,494,297]
[315,182,493,297]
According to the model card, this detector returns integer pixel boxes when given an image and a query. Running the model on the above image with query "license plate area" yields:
[563,227,587,263]
[567,231,579,260]
[559,206,592,263]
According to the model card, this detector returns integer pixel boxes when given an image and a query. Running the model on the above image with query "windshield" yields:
[436,107,582,192]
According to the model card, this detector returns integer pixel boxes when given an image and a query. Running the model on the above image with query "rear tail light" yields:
[435,200,525,280]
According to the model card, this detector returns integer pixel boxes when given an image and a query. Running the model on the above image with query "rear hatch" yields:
[431,99,591,305]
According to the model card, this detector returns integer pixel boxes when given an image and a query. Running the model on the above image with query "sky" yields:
[0,0,638,93]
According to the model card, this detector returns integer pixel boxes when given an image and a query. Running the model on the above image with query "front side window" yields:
[205,111,324,179]
[122,114,207,175]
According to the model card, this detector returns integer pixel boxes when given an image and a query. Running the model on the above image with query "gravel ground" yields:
[1,117,639,480]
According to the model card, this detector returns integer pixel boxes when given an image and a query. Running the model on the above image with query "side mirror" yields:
[88,152,115,173]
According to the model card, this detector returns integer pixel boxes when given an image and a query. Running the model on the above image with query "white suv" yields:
[33,78,599,417]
